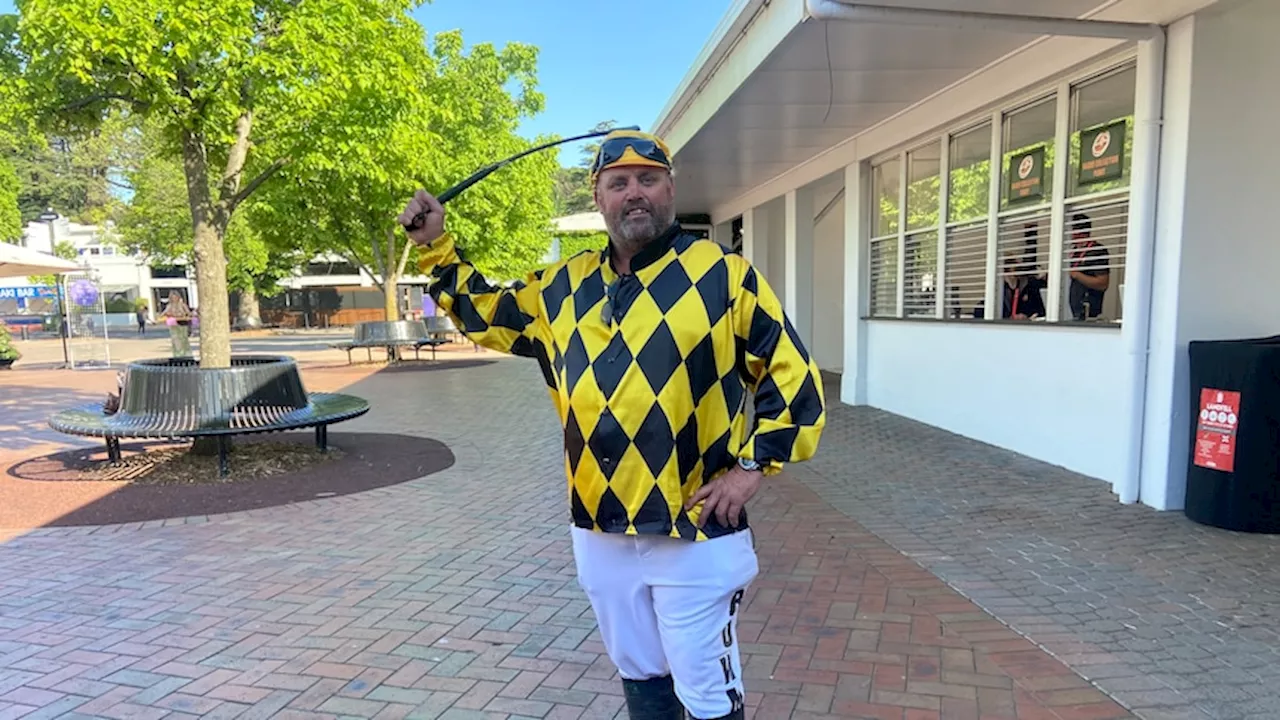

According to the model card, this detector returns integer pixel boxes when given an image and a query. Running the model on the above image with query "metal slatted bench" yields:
[330,320,448,364]
[47,355,370,476]
[425,315,481,353]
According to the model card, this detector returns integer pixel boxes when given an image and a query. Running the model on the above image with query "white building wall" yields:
[866,323,1130,483]
[1143,0,1280,509]
[812,195,845,372]
[764,198,787,304]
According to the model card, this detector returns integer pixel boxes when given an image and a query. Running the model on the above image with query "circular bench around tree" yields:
[47,355,370,477]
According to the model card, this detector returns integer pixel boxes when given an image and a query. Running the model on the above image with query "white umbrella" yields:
[0,242,81,278]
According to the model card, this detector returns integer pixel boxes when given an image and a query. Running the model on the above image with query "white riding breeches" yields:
[570,525,759,720]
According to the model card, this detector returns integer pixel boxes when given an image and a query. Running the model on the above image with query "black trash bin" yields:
[1185,335,1280,533]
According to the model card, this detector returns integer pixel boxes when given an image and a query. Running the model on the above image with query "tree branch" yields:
[395,228,415,278]
[53,93,140,113]
[227,157,288,210]
[368,226,388,282]
[340,237,380,290]
[219,99,254,203]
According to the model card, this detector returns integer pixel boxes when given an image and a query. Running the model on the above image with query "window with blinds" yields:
[1063,64,1135,323]
[869,237,898,317]
[1063,197,1128,322]
[904,143,940,317]
[869,158,900,317]
[945,123,991,319]
[862,58,1136,327]
[995,210,1051,318]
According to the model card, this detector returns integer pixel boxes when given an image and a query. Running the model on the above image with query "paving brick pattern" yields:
[0,354,1264,718]
[796,389,1280,720]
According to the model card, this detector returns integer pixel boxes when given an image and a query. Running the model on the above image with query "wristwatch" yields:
[737,457,762,473]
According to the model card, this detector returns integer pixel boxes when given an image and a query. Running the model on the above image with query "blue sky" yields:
[0,0,732,165]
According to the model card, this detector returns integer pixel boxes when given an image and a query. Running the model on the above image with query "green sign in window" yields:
[1078,120,1126,186]
[1007,145,1046,205]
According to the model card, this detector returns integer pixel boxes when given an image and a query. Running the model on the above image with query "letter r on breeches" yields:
[571,526,759,719]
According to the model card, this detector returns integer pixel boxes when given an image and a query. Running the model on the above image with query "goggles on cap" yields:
[590,135,672,179]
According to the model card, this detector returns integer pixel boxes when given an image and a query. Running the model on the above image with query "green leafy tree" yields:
[556,230,608,260]
[0,14,26,242]
[6,0,442,367]
[0,156,19,242]
[8,119,133,226]
[553,120,614,216]
[258,29,559,322]
[116,119,301,327]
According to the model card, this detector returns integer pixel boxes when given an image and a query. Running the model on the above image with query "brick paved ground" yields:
[0,349,1271,718]
[797,390,1280,720]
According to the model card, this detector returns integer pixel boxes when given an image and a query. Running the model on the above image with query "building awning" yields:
[653,0,1209,217]
[0,242,82,279]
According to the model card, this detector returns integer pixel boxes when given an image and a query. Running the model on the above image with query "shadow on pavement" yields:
[10,432,454,527]
[0,384,104,452]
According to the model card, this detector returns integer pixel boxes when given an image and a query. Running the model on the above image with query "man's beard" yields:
[604,199,675,255]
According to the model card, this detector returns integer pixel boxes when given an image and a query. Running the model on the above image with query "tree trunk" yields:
[382,275,400,361]
[383,275,400,322]
[237,287,262,329]
[180,130,232,369]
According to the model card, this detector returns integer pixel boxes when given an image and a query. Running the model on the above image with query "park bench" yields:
[424,315,483,353]
[330,320,448,364]
[47,355,370,477]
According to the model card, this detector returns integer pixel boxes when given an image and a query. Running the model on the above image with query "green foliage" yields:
[557,231,608,260]
[0,155,19,242]
[9,0,449,363]
[105,296,135,313]
[264,28,560,287]
[0,321,18,361]
[7,115,133,225]
[552,120,615,216]
[116,119,300,294]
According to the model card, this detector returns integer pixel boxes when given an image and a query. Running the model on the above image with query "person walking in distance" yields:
[399,130,826,720]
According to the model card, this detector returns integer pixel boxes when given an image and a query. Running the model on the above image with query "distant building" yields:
[0,214,195,322]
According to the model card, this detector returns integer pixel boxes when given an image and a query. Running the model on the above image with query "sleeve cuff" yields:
[416,232,459,276]
[737,450,784,477]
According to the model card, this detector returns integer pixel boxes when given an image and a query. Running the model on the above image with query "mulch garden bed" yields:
[5,432,453,527]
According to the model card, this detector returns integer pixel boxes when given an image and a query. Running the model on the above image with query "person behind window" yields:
[1067,213,1109,320]
[1001,252,1046,320]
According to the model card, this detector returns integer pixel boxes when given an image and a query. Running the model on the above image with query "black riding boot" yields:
[622,675,685,720]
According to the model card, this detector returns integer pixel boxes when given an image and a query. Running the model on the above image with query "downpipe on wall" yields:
[1117,32,1166,505]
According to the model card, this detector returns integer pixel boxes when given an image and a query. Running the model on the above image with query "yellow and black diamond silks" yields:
[418,224,825,541]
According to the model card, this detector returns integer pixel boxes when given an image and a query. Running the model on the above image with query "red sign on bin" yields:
[1194,388,1240,472]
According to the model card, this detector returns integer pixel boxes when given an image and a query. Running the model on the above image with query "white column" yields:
[983,111,1002,319]
[741,208,756,264]
[1047,81,1071,322]
[712,221,734,251]
[785,187,815,346]
[936,134,950,319]
[841,158,868,406]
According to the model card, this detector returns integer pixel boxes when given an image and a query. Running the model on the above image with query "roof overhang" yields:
[653,0,1217,219]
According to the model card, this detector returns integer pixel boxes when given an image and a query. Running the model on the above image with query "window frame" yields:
[864,52,1139,328]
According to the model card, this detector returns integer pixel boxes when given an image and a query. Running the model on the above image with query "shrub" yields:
[0,322,20,362]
